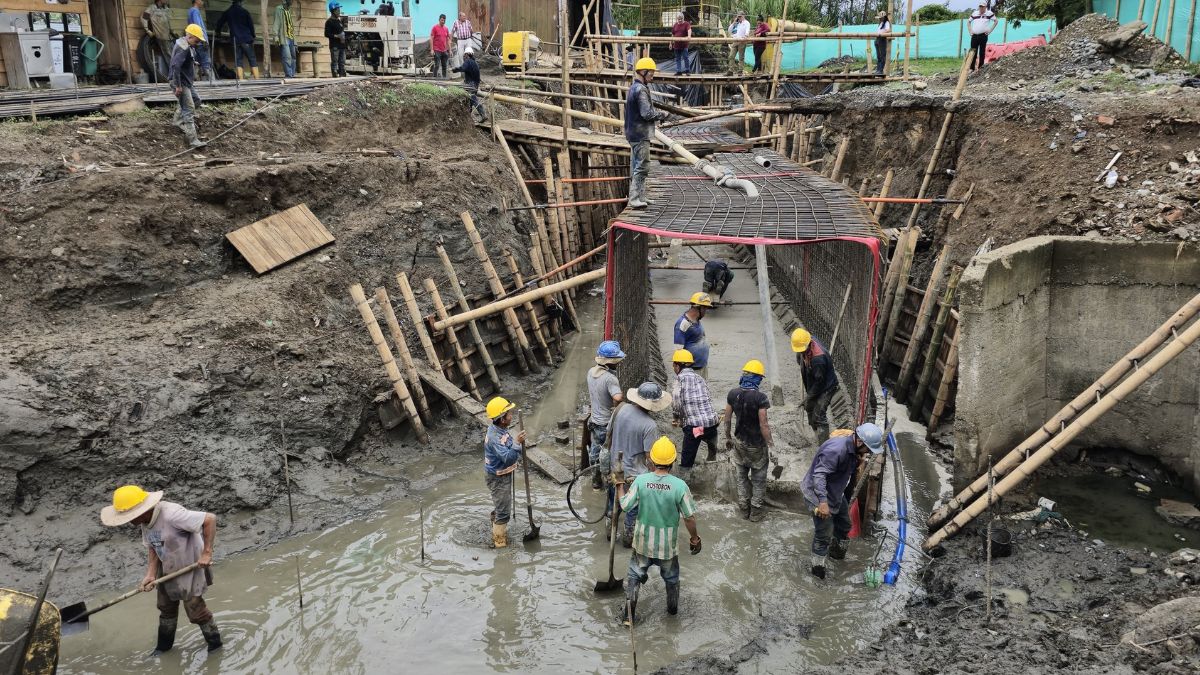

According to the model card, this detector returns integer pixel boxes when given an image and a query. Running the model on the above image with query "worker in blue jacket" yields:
[186,0,213,80]
[483,396,526,549]
[801,423,883,579]
[215,0,258,79]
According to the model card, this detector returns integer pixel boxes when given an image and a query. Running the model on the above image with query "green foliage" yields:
[913,3,961,23]
[1002,0,1084,27]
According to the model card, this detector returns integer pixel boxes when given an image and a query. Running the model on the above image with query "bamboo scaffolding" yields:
[857,177,870,196]
[349,284,428,442]
[927,327,960,432]
[896,244,950,396]
[879,228,919,361]
[874,168,895,218]
[461,212,538,372]
[769,0,793,101]
[423,277,482,400]
[829,136,850,182]
[925,311,1200,550]
[396,272,444,380]
[374,287,433,424]
[434,268,606,331]
[928,290,1200,529]
[435,245,503,390]
[557,150,581,270]
[504,249,554,365]
[910,266,963,414]
[542,157,568,271]
[528,243,564,351]
[905,51,973,229]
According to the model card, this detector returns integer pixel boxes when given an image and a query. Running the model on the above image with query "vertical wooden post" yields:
[879,227,920,362]
[791,116,804,162]
[829,136,850,182]
[910,266,964,415]
[529,242,564,351]
[435,245,503,390]
[505,249,554,365]
[423,277,482,400]
[769,0,792,100]
[1138,0,1148,22]
[349,284,428,442]
[958,18,965,57]
[1186,0,1197,61]
[557,150,581,267]
[374,287,433,424]
[559,0,571,149]
[857,177,870,196]
[542,156,567,269]
[261,0,272,77]
[461,211,539,372]
[396,272,443,378]
[927,326,960,432]
[1163,0,1177,46]
[906,52,973,230]
[1150,0,1163,36]
[874,168,895,218]
[896,244,950,397]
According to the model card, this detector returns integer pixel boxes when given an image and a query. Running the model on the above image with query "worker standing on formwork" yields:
[169,25,208,149]
[484,396,527,548]
[724,360,775,522]
[610,382,672,548]
[619,436,702,625]
[701,258,735,300]
[624,57,667,210]
[588,341,626,493]
[673,292,713,377]
[801,423,884,579]
[670,349,720,467]
[99,486,222,654]
[791,328,839,442]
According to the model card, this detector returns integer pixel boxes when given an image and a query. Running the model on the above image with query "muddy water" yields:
[1038,471,1196,552]
[60,249,946,674]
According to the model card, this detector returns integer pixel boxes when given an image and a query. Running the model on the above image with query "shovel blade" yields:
[593,577,623,593]
[59,602,90,636]
[522,527,541,542]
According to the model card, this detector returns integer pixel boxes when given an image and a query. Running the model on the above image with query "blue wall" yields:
[338,0,458,38]
[1094,0,1199,62]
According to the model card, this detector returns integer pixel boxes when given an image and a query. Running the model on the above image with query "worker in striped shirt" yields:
[619,436,701,625]
[450,12,474,72]
[670,349,719,467]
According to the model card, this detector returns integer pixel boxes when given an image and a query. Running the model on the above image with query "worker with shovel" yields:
[618,436,701,625]
[624,56,667,209]
[99,485,221,653]
[610,382,672,548]
[587,340,625,492]
[801,423,884,579]
[792,328,839,443]
[484,396,527,548]
[724,359,776,522]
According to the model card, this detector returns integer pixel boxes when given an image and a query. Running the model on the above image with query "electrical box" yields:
[501,31,540,70]
[0,31,55,88]
[344,15,417,75]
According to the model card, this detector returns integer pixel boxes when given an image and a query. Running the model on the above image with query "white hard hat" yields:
[464,46,475,55]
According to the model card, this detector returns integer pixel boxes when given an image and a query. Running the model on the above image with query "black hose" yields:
[566,468,607,525]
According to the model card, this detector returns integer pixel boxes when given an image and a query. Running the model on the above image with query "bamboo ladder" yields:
[349,284,428,442]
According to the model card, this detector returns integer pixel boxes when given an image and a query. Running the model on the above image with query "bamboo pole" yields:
[396,272,444,379]
[877,227,911,322]
[260,0,272,77]
[1151,0,1162,36]
[559,0,571,149]
[857,177,870,196]
[791,116,804,162]
[531,230,580,329]
[874,168,894,218]
[905,51,973,230]
[879,227,919,364]
[928,290,1200,529]
[828,282,854,354]
[374,287,433,424]
[493,126,551,255]
[529,243,563,351]
[1164,0,1177,45]
[349,285,428,442]
[769,0,792,101]
[435,245,503,390]
[926,326,960,432]
[504,249,554,365]
[423,278,482,400]
[1137,0,1148,22]
[896,244,950,397]
[1186,0,1197,61]
[557,150,581,269]
[829,136,850,182]
[461,212,538,372]
[909,266,963,415]
[542,157,567,270]
[926,311,1200,550]
[583,33,912,43]
[434,268,606,331]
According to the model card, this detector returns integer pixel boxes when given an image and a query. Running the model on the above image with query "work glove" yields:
[689,536,702,555]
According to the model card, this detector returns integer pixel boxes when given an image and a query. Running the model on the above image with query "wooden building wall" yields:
[0,0,92,87]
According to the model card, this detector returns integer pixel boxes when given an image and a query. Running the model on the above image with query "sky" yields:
[911,0,991,10]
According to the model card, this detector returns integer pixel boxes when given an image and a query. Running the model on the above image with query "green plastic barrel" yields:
[80,36,103,76]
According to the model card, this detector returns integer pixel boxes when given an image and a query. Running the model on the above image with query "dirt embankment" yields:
[0,80,536,598]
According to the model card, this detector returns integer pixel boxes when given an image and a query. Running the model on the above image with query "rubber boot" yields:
[666,582,679,615]
[492,522,508,548]
[704,445,717,463]
[591,469,603,491]
[182,122,206,149]
[829,538,848,561]
[172,108,184,129]
[810,555,827,580]
[153,618,177,655]
[251,67,261,79]
[199,620,222,652]
[236,66,244,80]
[740,500,751,520]
[748,505,765,522]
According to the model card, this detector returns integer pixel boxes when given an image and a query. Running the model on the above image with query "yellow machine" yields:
[501,31,541,70]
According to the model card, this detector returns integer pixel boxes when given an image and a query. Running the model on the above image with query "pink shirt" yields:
[431,24,450,53]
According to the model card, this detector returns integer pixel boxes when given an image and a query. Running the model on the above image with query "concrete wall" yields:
[954,236,1200,492]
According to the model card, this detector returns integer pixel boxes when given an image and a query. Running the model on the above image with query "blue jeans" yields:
[330,45,346,76]
[281,38,297,77]
[673,48,687,73]
[233,41,256,68]
[194,42,212,73]
[808,493,852,557]
[628,139,651,203]
[626,552,679,602]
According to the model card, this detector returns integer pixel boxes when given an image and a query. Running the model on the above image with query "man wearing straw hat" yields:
[100,485,221,653]
[609,381,672,548]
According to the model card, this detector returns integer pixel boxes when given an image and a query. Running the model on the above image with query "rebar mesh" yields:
[607,226,663,388]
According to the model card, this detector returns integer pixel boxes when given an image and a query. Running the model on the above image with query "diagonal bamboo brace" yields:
[349,284,428,443]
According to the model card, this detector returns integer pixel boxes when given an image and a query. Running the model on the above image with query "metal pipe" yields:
[754,156,773,169]
[654,129,759,199]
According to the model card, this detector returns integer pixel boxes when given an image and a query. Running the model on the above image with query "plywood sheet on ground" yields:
[226,204,334,274]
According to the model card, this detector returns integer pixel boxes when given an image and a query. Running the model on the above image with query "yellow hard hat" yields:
[689,292,714,308]
[100,484,163,526]
[486,396,516,420]
[742,359,765,376]
[634,57,657,72]
[790,328,812,353]
[671,349,694,364]
[649,436,677,465]
[185,23,208,42]
[113,485,150,512]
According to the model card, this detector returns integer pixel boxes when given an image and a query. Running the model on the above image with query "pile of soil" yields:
[0,79,537,597]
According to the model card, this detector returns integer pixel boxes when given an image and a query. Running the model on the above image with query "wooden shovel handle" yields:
[71,562,202,622]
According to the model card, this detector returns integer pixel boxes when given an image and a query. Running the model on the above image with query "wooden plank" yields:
[226,204,334,274]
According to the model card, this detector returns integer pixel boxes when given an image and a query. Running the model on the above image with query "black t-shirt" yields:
[726,387,770,447]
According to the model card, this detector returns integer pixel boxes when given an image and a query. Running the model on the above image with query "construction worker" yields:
[670,349,719,467]
[141,0,175,81]
[791,328,839,442]
[430,14,450,79]
[619,436,701,625]
[273,0,297,78]
[99,485,221,653]
[169,24,208,149]
[587,340,625,490]
[624,56,666,210]
[450,11,474,71]
[215,0,258,80]
[325,2,347,77]
[484,396,526,548]
[723,359,775,522]
[702,258,734,300]
[610,382,672,548]
[673,292,712,375]
[451,46,486,121]
[186,0,213,80]
[802,423,884,579]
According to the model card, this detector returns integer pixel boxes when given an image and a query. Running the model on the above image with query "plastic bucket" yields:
[981,524,1013,558]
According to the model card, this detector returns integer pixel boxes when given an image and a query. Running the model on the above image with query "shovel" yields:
[60,562,201,636]
[594,485,624,592]
[517,411,541,542]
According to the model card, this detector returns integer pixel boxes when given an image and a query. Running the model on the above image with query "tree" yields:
[913,2,959,23]
[995,0,1086,27]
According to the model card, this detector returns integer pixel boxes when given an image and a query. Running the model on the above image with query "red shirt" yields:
[671,21,690,50]
[431,24,450,53]
[754,21,770,42]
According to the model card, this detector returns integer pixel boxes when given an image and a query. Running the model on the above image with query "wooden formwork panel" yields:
[226,204,334,274]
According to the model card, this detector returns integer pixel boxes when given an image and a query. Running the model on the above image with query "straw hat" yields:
[100,485,163,527]
[626,382,673,412]
[876,10,888,19]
